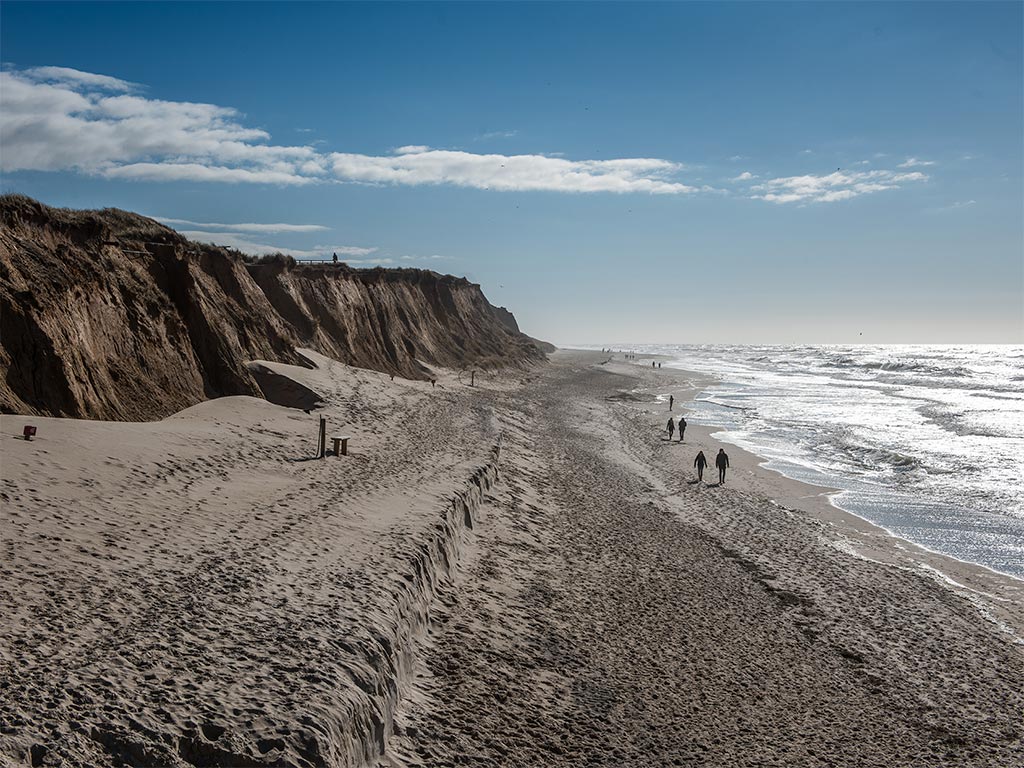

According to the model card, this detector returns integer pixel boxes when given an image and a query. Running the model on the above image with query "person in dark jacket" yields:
[716,448,730,485]
[678,417,687,443]
[694,450,708,481]
[666,417,675,441]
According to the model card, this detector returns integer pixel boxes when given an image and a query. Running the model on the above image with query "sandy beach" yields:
[2,350,1022,767]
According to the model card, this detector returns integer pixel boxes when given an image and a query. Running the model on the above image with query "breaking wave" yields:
[627,342,1024,578]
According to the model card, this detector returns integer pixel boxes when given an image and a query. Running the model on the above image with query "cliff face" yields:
[0,196,547,420]
[247,264,544,380]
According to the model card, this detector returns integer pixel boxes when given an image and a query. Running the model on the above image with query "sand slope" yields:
[1,354,501,766]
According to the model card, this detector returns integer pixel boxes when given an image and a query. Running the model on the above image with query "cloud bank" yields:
[0,66,693,194]
[178,230,379,260]
[0,65,934,204]
[328,148,692,193]
[155,217,329,234]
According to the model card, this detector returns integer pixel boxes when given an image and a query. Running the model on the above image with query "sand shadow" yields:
[248,363,325,411]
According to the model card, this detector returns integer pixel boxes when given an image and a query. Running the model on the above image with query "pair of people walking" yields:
[693,448,729,484]
[666,416,686,442]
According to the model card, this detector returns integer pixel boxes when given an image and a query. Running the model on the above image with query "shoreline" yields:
[609,353,1024,638]
[622,348,1024,581]
[2,349,1023,766]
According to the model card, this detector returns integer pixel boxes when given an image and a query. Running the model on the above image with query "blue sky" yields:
[2,1,1021,343]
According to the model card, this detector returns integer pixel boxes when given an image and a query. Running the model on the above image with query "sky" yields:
[1,1,1021,344]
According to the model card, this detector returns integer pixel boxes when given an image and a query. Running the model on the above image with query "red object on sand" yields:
[23,425,36,440]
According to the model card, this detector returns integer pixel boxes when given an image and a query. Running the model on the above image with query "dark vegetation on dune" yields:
[0,194,550,420]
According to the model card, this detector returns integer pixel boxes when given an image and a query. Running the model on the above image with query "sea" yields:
[601,344,1024,579]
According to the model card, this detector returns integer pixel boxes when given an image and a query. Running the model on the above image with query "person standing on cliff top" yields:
[666,417,675,441]
[694,450,708,481]
[716,448,730,485]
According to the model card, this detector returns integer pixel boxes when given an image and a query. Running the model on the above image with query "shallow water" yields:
[606,344,1024,579]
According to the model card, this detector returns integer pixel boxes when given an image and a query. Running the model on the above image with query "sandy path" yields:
[397,354,1024,767]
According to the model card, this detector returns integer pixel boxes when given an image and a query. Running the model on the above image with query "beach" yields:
[2,350,1022,767]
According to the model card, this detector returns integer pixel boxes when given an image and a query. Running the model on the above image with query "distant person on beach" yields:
[678,417,687,442]
[716,448,730,484]
[694,450,708,481]
[666,417,675,441]
[669,394,674,410]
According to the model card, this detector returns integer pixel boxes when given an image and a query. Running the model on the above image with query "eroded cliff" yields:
[0,195,547,420]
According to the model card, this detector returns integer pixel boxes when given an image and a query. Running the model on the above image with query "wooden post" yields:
[470,370,475,387]
[318,416,326,458]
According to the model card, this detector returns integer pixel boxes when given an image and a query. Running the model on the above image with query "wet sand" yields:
[2,350,1022,767]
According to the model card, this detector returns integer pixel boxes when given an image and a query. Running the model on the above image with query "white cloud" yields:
[328,148,694,193]
[800,149,814,155]
[477,129,518,140]
[0,65,938,205]
[940,200,976,211]
[400,254,453,262]
[22,65,137,92]
[102,163,315,185]
[0,67,322,182]
[898,157,936,168]
[177,230,377,259]
[728,155,746,162]
[155,217,329,233]
[313,244,379,257]
[0,65,699,194]
[748,169,928,204]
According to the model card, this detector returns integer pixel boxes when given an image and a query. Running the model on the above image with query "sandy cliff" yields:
[0,195,547,420]
[246,263,545,380]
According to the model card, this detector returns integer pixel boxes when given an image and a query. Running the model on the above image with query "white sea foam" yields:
[605,344,1024,578]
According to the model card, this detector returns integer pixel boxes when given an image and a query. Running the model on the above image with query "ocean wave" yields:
[857,446,922,472]
[822,356,974,379]
[697,397,754,412]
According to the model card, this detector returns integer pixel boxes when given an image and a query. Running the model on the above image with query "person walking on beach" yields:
[669,394,674,411]
[694,450,708,481]
[678,417,687,443]
[666,417,675,441]
[716,448,730,485]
